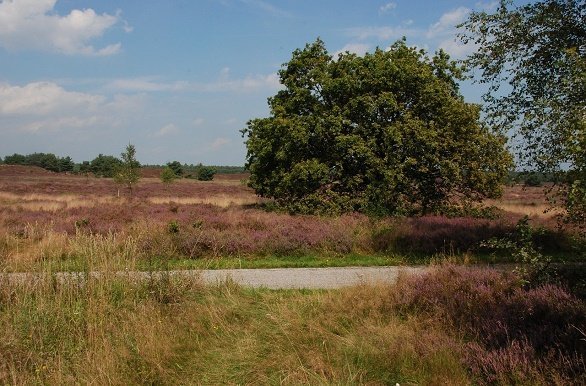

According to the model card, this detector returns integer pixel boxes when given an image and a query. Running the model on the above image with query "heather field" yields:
[0,164,581,273]
[1,165,586,384]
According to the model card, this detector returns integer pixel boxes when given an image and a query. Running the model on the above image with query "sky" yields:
[0,0,517,165]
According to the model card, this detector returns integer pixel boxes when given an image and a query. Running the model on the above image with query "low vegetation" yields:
[0,265,583,384]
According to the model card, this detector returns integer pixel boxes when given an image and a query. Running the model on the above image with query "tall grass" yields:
[1,265,583,384]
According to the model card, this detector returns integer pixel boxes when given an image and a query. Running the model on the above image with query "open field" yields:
[0,165,583,273]
[1,166,585,384]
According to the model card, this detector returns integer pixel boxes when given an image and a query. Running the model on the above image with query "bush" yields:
[391,265,586,383]
[196,166,216,181]
[371,216,511,255]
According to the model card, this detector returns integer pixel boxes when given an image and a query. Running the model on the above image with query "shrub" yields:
[391,265,586,383]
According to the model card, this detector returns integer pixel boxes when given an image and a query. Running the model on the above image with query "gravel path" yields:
[1,266,428,289]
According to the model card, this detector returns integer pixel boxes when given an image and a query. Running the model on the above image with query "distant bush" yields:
[196,166,216,181]
[523,173,544,187]
[166,161,183,177]
[90,154,122,178]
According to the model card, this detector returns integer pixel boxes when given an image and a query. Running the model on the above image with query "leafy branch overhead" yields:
[458,0,585,229]
[242,39,512,215]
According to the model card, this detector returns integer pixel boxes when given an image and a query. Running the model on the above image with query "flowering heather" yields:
[391,265,586,384]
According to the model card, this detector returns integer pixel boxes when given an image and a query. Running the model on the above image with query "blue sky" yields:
[0,0,511,165]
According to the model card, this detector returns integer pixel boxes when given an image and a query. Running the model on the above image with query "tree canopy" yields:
[90,154,122,178]
[242,39,512,215]
[458,0,585,227]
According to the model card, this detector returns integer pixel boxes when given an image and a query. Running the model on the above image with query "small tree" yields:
[114,144,141,197]
[160,166,177,186]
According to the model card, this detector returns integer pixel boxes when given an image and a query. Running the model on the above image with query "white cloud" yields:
[379,2,397,14]
[0,82,104,115]
[334,43,371,57]
[0,0,127,56]
[425,7,475,58]
[0,81,145,133]
[426,7,470,38]
[211,137,230,150]
[192,118,205,127]
[152,123,179,138]
[437,38,477,58]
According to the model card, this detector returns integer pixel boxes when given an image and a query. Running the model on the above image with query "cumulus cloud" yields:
[0,82,105,115]
[0,0,126,56]
[426,7,470,38]
[0,81,144,132]
[344,5,479,59]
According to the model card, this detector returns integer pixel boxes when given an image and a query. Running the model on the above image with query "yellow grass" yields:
[148,194,260,207]
[485,200,562,218]
[0,192,124,212]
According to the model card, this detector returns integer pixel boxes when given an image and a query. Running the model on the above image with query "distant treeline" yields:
[2,153,75,173]
[507,171,568,186]
[1,153,245,178]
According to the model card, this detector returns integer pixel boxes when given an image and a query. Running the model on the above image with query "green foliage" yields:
[481,216,553,286]
[459,0,586,229]
[3,152,75,172]
[196,164,216,181]
[113,144,141,196]
[167,220,180,234]
[242,38,512,215]
[90,154,122,178]
[166,161,183,177]
[523,173,544,187]
[160,166,177,185]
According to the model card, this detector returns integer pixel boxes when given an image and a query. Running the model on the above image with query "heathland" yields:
[0,164,585,384]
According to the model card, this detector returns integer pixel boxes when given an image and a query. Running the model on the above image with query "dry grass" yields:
[0,266,582,384]
[148,194,260,208]
[0,192,124,212]
[484,185,561,219]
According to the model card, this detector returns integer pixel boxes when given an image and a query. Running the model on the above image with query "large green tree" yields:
[242,39,512,215]
[459,0,585,227]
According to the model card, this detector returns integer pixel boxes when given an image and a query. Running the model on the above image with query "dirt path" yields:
[1,266,428,289]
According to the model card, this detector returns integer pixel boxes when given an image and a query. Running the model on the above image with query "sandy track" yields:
[1,266,427,289]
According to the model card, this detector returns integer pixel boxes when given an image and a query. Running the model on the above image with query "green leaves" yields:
[243,39,512,215]
[113,144,141,196]
[459,0,586,229]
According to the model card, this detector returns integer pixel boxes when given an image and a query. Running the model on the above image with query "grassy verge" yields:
[1,265,583,384]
